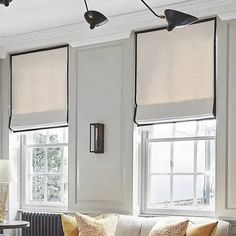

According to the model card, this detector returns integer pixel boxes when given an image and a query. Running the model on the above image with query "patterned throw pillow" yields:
[75,213,118,236]
[186,222,218,236]
[149,220,189,236]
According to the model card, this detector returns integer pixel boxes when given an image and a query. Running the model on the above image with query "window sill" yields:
[19,205,68,214]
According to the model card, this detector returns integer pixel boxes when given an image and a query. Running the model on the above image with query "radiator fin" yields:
[21,212,64,236]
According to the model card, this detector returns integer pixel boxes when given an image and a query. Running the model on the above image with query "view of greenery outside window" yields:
[140,120,216,212]
[23,128,68,207]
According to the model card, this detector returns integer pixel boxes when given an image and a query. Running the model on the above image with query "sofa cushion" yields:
[115,216,230,236]
[115,215,142,236]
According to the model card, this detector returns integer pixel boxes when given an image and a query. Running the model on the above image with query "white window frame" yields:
[21,128,68,211]
[140,121,216,217]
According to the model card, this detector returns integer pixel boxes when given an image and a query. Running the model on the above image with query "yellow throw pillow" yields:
[149,220,189,236]
[61,214,78,236]
[61,213,104,236]
[75,213,118,236]
[186,222,218,236]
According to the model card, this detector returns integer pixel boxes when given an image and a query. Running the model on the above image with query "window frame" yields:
[21,128,68,211]
[140,121,216,217]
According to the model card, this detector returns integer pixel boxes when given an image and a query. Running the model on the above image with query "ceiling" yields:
[0,0,236,56]
[0,0,194,37]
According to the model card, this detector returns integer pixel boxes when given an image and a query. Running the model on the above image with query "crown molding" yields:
[0,0,236,58]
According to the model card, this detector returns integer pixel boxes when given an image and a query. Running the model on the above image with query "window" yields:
[139,120,216,214]
[22,128,68,207]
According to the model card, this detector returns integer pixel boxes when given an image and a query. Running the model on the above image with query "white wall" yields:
[68,37,135,214]
[0,57,21,235]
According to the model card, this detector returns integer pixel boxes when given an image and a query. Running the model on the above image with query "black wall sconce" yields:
[90,123,104,154]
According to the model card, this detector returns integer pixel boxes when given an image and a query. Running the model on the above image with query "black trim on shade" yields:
[135,117,216,127]
[9,44,69,133]
[134,17,217,127]
[134,32,139,126]
[213,18,217,117]
[9,52,13,132]
[11,125,69,133]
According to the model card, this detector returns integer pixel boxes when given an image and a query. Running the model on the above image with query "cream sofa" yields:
[115,215,230,236]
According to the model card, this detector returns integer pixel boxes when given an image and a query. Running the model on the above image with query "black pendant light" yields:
[0,0,12,7]
[140,0,198,31]
[84,0,108,30]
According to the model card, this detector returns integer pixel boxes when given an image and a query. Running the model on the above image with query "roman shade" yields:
[135,19,216,125]
[10,46,68,132]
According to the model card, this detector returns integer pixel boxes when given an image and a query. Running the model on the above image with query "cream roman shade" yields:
[10,46,68,132]
[135,19,216,125]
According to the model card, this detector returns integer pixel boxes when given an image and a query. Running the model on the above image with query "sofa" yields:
[115,215,230,236]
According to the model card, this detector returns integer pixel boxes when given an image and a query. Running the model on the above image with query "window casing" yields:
[139,120,216,216]
[21,128,68,208]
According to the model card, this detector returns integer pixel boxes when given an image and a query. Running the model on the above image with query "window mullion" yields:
[44,147,48,204]
[193,122,199,207]
[61,147,64,204]
[193,140,198,207]
[170,124,175,207]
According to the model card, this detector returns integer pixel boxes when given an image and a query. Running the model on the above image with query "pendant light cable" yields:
[140,0,165,19]
[84,0,89,12]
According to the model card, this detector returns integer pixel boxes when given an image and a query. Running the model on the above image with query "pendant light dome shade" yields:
[0,0,12,7]
[164,9,199,31]
[84,10,108,30]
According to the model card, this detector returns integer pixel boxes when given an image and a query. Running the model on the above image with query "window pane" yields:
[198,120,216,136]
[149,142,171,173]
[196,175,215,207]
[27,128,68,145]
[150,175,170,207]
[47,175,62,202]
[29,132,47,145]
[32,175,45,201]
[140,119,216,211]
[48,128,68,144]
[173,141,194,173]
[47,148,63,173]
[197,140,215,172]
[175,121,196,137]
[173,175,194,207]
[24,127,68,206]
[149,123,173,138]
[32,148,45,173]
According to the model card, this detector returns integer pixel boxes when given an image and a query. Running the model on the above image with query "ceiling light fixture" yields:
[83,0,108,30]
[140,0,199,31]
[0,0,12,7]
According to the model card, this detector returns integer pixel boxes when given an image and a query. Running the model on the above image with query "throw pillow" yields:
[61,213,103,236]
[149,220,189,236]
[75,213,118,236]
[61,214,78,236]
[186,222,218,236]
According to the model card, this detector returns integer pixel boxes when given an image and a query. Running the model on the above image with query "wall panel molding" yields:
[216,20,236,219]
[68,38,134,214]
